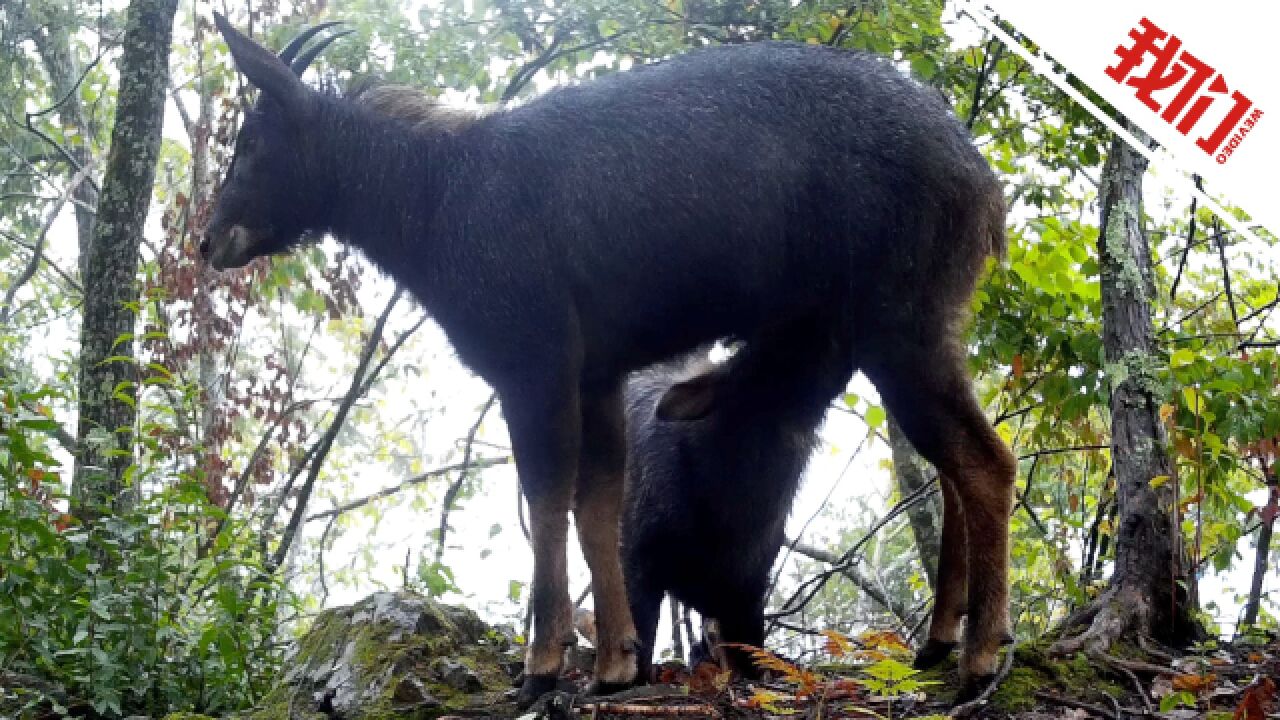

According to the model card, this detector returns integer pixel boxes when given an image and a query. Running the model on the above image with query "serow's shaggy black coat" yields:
[622,322,851,682]
[205,14,1017,706]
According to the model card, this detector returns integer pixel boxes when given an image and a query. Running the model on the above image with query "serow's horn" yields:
[277,21,343,65]
[291,29,353,76]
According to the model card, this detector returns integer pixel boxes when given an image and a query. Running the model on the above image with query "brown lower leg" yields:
[868,350,1015,681]
[526,491,575,677]
[574,390,638,686]
[921,476,968,652]
[955,441,1015,677]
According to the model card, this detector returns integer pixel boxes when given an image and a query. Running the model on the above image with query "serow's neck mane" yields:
[306,94,446,259]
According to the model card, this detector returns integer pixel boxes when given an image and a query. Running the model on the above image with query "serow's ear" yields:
[655,374,719,422]
[213,11,311,120]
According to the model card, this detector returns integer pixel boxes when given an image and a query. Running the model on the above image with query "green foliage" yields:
[0,379,290,718]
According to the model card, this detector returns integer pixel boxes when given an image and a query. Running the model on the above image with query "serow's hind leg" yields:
[716,601,768,680]
[867,346,1016,698]
[913,474,969,669]
[574,386,640,695]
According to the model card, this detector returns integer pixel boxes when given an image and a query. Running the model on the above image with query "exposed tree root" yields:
[1050,586,1149,658]
[951,643,1018,718]
[1100,653,1154,716]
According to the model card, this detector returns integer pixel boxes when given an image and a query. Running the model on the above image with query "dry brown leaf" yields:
[1172,673,1216,695]
[1234,677,1276,720]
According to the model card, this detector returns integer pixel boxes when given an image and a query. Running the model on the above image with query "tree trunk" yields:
[1053,122,1202,655]
[1241,477,1277,629]
[887,412,942,592]
[71,0,179,520]
[5,1,100,272]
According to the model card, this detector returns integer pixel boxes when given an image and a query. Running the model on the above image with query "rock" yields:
[246,591,521,720]
[430,658,484,693]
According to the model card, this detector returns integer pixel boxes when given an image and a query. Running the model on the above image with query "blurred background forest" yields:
[0,0,1277,717]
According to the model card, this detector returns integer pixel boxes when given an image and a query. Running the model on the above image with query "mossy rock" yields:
[245,591,521,720]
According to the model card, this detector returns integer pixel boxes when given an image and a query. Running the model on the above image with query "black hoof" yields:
[912,639,957,669]
[516,673,559,710]
[955,673,996,704]
[584,679,634,697]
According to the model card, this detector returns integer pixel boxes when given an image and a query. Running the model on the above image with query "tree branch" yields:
[0,167,89,324]
[786,538,916,630]
[435,392,499,562]
[1168,176,1202,304]
[267,286,405,572]
[306,456,511,523]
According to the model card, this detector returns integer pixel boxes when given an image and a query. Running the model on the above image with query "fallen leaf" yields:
[1172,673,1216,695]
[1234,676,1276,720]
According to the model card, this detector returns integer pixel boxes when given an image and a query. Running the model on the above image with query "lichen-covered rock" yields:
[246,591,521,720]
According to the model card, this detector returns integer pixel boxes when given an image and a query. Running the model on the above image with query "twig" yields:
[0,167,89,324]
[786,538,915,632]
[768,478,938,624]
[1168,176,1201,304]
[1213,217,1240,329]
[951,644,1017,717]
[305,456,511,522]
[1017,444,1109,460]
[576,701,720,717]
[1100,652,1154,716]
[1034,691,1118,720]
[267,287,404,572]
[435,391,499,562]
[317,510,337,605]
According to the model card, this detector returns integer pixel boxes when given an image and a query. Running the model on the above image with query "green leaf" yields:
[865,405,886,431]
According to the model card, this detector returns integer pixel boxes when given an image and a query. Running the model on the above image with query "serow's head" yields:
[201,13,347,270]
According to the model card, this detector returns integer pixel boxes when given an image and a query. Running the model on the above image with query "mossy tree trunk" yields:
[71,0,179,521]
[888,412,942,592]
[1053,122,1202,655]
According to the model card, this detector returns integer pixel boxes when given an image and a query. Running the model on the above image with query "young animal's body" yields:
[622,325,850,683]
[205,16,1017,706]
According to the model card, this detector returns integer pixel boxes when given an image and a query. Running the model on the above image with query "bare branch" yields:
[268,286,405,572]
[435,391,499,562]
[305,456,511,523]
[785,538,916,630]
[0,167,90,324]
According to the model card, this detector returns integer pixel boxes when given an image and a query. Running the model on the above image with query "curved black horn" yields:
[277,21,343,65]
[291,29,353,76]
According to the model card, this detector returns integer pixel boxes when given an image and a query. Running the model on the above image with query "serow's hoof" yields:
[516,673,559,710]
[912,640,957,670]
[955,673,996,704]
[584,680,634,697]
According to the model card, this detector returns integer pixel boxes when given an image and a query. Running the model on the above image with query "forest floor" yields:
[509,634,1279,720]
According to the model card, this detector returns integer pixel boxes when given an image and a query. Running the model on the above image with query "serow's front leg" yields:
[574,386,640,695]
[506,378,582,709]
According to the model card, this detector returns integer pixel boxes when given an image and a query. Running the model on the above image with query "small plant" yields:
[0,379,292,718]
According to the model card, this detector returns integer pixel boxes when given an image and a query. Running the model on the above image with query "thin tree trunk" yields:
[25,2,100,270]
[1053,122,1202,655]
[71,0,179,520]
[668,596,685,663]
[887,412,942,592]
[1241,479,1277,629]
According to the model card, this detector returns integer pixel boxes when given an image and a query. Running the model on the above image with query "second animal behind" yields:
[622,323,852,681]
